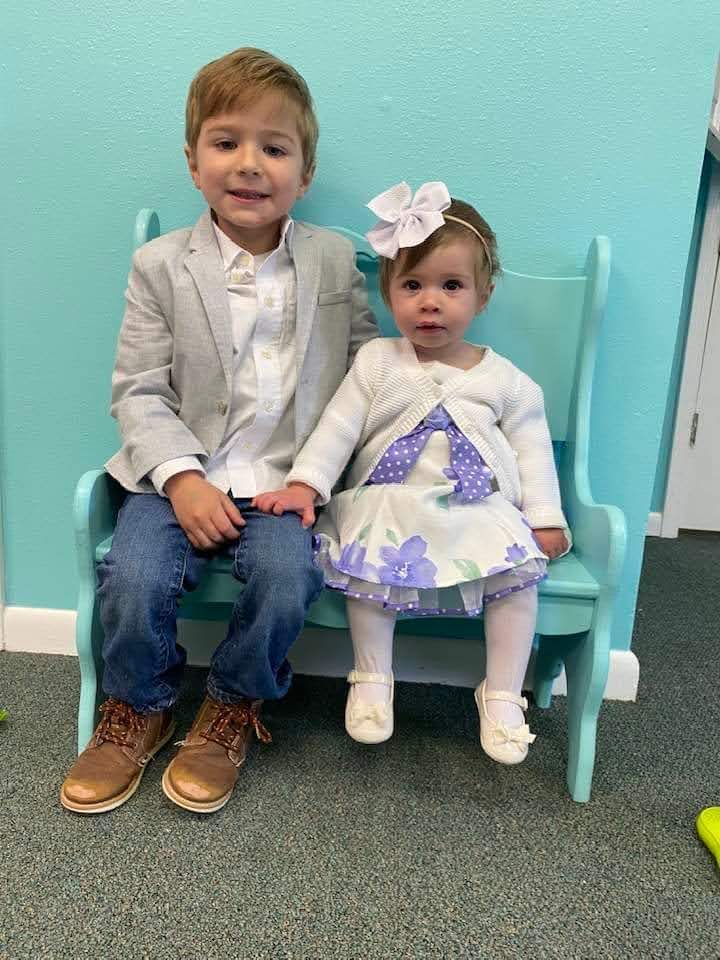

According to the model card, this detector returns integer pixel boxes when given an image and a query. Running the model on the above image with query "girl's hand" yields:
[252,483,319,528]
[533,527,568,560]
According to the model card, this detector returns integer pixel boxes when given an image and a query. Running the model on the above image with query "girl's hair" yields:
[378,199,499,305]
[185,47,319,177]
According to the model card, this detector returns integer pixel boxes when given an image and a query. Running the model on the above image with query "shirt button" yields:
[230,270,243,283]
[217,401,228,415]
[264,400,274,411]
[264,296,274,308]
[238,253,250,266]
[261,349,271,359]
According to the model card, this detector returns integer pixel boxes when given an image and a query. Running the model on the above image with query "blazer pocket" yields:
[317,289,352,305]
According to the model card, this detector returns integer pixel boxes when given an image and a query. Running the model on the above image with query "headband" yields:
[365,180,493,273]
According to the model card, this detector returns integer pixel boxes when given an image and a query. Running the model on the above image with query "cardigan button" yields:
[217,401,228,416]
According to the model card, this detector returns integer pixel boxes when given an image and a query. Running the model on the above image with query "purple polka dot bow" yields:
[367,405,494,503]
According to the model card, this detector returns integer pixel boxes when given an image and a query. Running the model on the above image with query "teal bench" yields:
[73,209,626,802]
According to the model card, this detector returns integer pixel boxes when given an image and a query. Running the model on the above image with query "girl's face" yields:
[388,239,493,358]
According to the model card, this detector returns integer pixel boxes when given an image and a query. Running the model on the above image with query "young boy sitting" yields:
[61,47,377,815]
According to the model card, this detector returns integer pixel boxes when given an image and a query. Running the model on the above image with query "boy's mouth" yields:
[228,189,269,201]
[416,323,445,331]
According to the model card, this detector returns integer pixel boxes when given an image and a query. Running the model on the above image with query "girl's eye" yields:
[216,139,236,151]
[264,145,286,158]
[444,279,463,291]
[403,279,421,291]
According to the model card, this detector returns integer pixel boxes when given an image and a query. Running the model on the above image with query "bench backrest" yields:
[133,210,609,454]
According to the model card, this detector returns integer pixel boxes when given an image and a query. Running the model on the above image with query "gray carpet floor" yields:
[0,533,718,959]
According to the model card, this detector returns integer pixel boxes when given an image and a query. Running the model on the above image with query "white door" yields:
[663,159,720,536]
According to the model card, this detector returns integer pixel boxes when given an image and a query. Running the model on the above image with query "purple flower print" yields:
[505,542,528,564]
[378,535,437,588]
[337,541,378,580]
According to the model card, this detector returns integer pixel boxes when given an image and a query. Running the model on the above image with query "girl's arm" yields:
[500,372,568,531]
[256,341,378,513]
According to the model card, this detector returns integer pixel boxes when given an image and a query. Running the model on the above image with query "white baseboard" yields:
[646,512,662,537]
[1,605,640,701]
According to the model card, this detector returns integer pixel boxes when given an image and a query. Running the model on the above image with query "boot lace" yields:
[204,702,272,749]
[94,698,146,747]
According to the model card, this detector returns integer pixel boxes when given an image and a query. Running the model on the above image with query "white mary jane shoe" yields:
[345,670,394,744]
[474,679,536,765]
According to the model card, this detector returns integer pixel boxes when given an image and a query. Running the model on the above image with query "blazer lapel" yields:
[184,211,234,387]
[292,226,321,375]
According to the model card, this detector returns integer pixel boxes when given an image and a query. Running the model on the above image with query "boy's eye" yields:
[264,145,287,158]
[403,279,421,291]
[444,279,464,291]
[215,139,236,151]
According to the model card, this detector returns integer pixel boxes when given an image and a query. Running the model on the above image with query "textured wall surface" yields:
[2,1,718,652]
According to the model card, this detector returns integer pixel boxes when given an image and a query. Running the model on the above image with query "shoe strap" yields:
[347,670,393,686]
[482,685,528,710]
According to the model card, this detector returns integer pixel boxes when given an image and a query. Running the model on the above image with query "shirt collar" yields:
[212,216,295,270]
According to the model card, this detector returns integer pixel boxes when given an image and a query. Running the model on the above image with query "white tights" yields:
[346,586,538,727]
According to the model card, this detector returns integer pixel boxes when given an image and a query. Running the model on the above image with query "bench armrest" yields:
[73,470,125,585]
[561,461,626,589]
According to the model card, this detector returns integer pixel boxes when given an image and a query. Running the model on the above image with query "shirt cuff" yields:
[150,457,206,497]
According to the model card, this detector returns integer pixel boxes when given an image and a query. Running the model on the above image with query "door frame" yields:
[662,159,720,537]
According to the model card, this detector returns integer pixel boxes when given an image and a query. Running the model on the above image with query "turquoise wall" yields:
[2,1,718,653]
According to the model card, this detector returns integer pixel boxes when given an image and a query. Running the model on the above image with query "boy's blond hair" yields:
[379,199,500,305]
[185,47,319,176]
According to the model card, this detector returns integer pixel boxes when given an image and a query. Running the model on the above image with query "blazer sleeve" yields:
[500,372,568,530]
[346,260,379,366]
[110,250,207,483]
[286,342,376,503]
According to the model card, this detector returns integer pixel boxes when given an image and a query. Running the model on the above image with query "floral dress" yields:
[313,360,548,616]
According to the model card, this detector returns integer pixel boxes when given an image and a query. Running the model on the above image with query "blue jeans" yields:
[96,493,324,712]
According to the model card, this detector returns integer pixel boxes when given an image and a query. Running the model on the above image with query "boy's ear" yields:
[297,163,315,200]
[184,144,201,189]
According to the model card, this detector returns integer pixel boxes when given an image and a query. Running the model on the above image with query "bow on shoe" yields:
[491,723,537,747]
[348,702,391,726]
[366,181,451,258]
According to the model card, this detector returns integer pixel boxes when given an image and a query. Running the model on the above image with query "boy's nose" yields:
[235,147,261,175]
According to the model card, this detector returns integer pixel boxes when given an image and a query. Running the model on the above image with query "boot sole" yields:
[60,720,177,814]
[161,765,235,814]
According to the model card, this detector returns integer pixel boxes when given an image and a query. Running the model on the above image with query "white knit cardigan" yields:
[286,337,568,530]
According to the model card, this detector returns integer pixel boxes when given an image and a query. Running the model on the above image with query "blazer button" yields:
[217,401,228,416]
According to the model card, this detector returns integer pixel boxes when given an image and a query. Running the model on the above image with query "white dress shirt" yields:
[150,218,298,497]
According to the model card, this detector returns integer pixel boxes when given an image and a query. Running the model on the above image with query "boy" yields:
[61,48,377,815]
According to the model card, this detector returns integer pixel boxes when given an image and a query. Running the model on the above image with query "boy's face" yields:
[186,92,312,254]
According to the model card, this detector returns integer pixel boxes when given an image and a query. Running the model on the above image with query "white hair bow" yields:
[365,181,451,258]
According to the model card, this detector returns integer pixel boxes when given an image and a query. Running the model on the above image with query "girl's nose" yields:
[419,295,440,312]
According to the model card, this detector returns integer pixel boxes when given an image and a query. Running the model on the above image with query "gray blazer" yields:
[106,210,378,492]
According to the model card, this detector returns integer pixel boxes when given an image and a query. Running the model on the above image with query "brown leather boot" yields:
[60,699,175,814]
[162,696,271,813]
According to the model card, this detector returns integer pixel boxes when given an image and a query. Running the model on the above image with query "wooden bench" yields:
[73,209,626,802]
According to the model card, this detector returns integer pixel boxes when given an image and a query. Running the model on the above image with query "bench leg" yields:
[532,634,564,708]
[76,581,104,754]
[562,616,611,802]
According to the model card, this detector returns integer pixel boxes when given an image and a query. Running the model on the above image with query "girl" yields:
[253,181,569,764]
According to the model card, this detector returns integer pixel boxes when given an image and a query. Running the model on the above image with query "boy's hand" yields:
[533,527,569,560]
[165,471,245,550]
[252,483,318,528]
